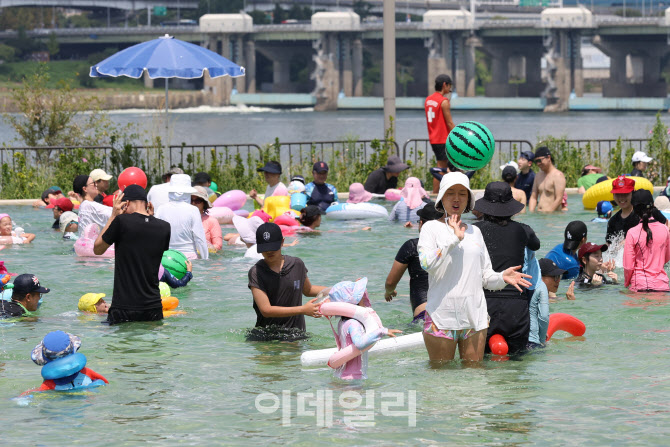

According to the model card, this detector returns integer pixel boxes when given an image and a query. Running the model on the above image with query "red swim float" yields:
[546,313,586,341]
[488,334,509,356]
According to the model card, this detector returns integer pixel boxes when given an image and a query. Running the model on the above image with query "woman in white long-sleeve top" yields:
[418,173,531,363]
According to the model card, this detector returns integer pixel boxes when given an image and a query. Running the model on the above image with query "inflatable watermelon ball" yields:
[161,249,188,280]
[446,121,495,171]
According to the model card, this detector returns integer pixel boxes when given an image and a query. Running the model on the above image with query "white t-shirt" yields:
[155,198,209,259]
[78,200,112,237]
[417,220,506,331]
[264,182,286,197]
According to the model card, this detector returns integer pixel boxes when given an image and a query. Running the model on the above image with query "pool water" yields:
[0,196,668,446]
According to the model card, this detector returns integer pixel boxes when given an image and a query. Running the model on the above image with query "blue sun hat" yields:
[31,330,81,366]
[328,277,371,307]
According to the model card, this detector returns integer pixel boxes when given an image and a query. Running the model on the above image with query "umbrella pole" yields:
[165,78,169,148]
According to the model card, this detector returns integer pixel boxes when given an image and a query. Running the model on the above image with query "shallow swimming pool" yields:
[0,196,668,446]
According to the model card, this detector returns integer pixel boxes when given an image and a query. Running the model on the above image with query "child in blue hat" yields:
[592,200,613,223]
[21,330,108,395]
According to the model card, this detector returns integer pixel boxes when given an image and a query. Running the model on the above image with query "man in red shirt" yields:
[424,74,456,193]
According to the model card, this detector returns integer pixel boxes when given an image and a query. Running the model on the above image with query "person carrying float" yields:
[318,278,401,380]
[21,330,108,395]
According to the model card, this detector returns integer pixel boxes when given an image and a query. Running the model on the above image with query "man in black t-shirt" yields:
[248,223,325,336]
[515,151,535,204]
[94,185,171,325]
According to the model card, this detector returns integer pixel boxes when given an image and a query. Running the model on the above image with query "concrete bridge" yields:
[5,8,670,111]
[0,0,196,9]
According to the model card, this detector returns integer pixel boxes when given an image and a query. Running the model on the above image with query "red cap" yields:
[54,197,73,212]
[578,242,608,261]
[611,175,635,194]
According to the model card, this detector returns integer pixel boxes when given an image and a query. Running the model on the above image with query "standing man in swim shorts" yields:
[529,146,566,213]
[424,74,456,193]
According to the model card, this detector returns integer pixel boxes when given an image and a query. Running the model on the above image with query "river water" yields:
[0,195,668,445]
[1,107,669,147]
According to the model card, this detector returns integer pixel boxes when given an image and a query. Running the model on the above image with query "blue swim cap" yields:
[596,201,613,216]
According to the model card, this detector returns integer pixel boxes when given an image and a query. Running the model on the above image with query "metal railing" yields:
[272,139,399,174]
[0,143,263,175]
[402,139,534,171]
[557,139,650,161]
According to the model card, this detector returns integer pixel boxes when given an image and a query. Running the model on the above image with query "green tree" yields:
[47,33,59,58]
[272,4,287,24]
[248,10,270,24]
[353,0,372,19]
[2,64,138,148]
[0,43,16,63]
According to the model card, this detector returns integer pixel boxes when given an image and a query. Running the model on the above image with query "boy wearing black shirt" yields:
[248,223,325,334]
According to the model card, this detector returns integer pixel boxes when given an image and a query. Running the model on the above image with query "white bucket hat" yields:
[435,172,475,212]
[167,174,197,194]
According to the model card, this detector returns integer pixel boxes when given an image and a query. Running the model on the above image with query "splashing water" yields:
[604,232,625,268]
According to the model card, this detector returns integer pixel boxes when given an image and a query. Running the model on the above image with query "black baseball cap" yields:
[72,175,90,196]
[258,161,282,175]
[12,274,50,296]
[539,259,567,278]
[121,184,147,202]
[534,146,551,159]
[416,201,444,222]
[256,222,283,253]
[193,172,212,185]
[313,161,329,173]
[502,165,517,181]
[563,221,588,252]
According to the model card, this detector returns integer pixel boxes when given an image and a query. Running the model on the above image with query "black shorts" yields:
[430,143,447,161]
[106,307,163,325]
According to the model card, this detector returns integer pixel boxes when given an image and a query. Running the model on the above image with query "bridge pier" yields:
[480,38,545,98]
[592,35,668,97]
[202,34,233,106]
[542,30,584,112]
[353,38,363,97]
[425,31,475,97]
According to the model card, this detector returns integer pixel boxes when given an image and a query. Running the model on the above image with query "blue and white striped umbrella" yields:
[90,34,245,143]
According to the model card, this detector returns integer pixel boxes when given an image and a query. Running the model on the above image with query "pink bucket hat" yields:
[347,183,373,204]
[401,177,429,210]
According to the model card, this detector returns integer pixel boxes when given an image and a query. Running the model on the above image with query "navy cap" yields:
[257,161,282,175]
[520,151,535,161]
[256,222,283,253]
[313,161,329,173]
[539,259,566,277]
[13,274,50,296]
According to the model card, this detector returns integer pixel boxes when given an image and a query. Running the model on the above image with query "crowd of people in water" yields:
[1,140,669,381]
[2,75,669,384]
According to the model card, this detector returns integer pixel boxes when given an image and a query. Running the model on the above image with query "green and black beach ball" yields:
[446,121,495,171]
[162,249,188,280]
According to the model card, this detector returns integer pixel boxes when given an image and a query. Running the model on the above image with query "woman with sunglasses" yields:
[72,174,112,239]
[191,186,223,252]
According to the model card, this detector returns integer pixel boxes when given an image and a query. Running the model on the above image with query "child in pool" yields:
[327,278,401,380]
[0,214,35,244]
[21,330,108,395]
[592,200,613,223]
[576,242,618,288]
[52,198,79,239]
[78,293,110,313]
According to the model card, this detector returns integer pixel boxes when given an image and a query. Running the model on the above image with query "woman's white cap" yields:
[435,172,475,212]
[167,174,198,194]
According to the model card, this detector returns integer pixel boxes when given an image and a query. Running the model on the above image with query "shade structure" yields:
[90,34,245,145]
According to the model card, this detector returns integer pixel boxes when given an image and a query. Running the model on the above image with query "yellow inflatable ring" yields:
[582,176,654,210]
[263,195,292,220]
